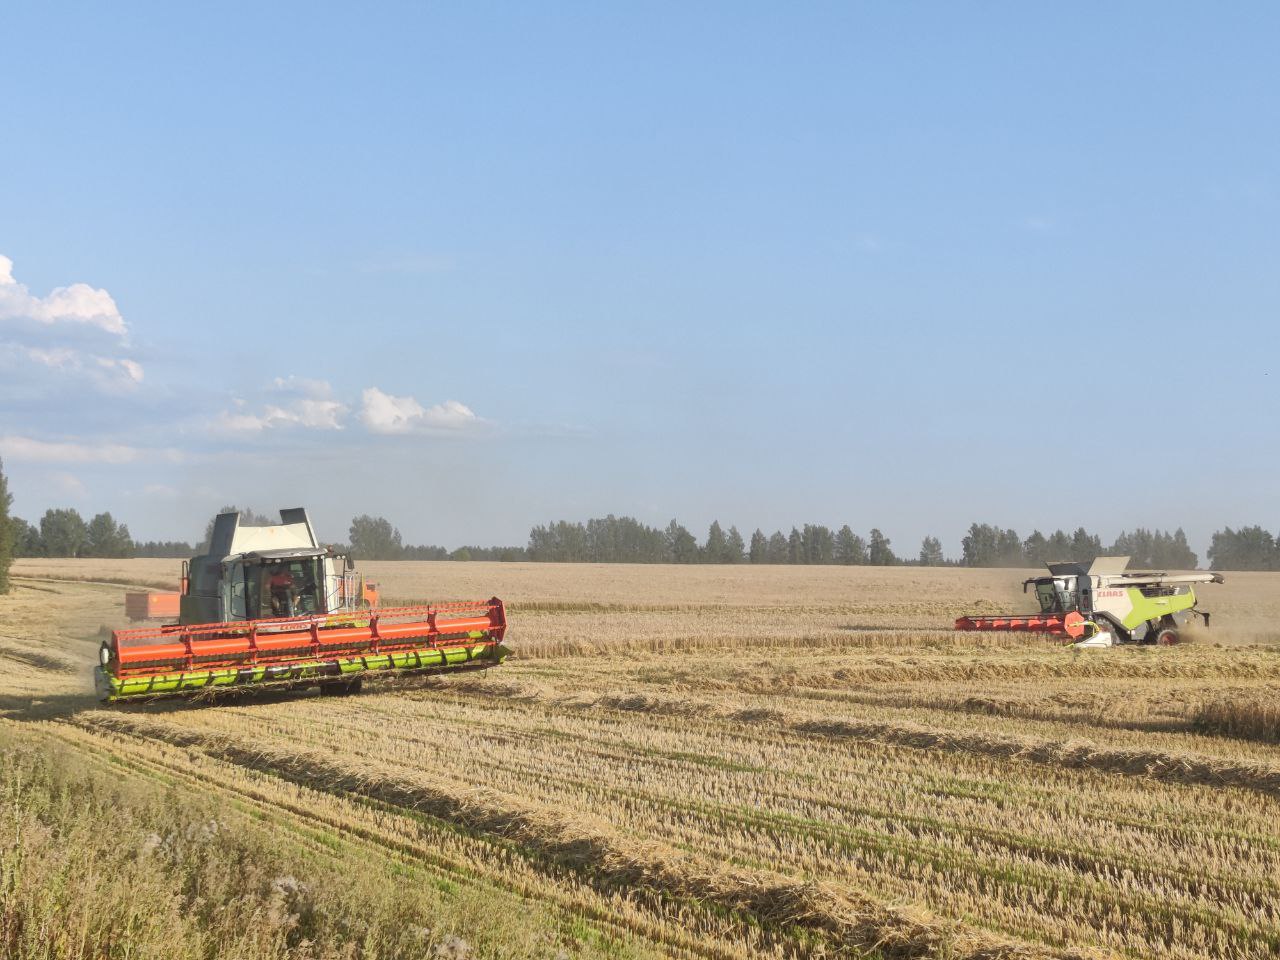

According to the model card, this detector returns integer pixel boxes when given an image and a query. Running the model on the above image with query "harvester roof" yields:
[231,547,335,564]
[1035,556,1223,587]
[206,507,320,562]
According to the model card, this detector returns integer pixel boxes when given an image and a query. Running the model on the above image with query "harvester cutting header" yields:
[96,508,509,702]
[956,556,1223,647]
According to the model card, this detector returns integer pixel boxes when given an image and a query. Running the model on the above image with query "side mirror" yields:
[345,556,355,571]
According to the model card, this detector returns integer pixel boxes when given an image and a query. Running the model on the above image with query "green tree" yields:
[579,515,668,563]
[133,539,194,558]
[1208,526,1278,571]
[996,528,1022,566]
[724,526,746,564]
[961,523,999,566]
[801,524,835,564]
[766,531,789,564]
[834,525,867,565]
[1045,529,1072,559]
[0,459,12,591]
[449,547,472,561]
[9,517,40,558]
[1070,527,1102,562]
[1112,528,1199,570]
[1164,528,1198,569]
[918,536,944,566]
[348,515,404,560]
[787,528,804,564]
[1022,530,1048,566]
[39,508,88,557]
[1110,528,1153,566]
[868,528,896,566]
[748,529,768,563]
[85,512,134,558]
[665,519,700,563]
[528,520,587,561]
[703,521,727,563]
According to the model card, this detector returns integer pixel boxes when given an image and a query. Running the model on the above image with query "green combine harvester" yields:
[95,508,509,702]
[956,556,1224,647]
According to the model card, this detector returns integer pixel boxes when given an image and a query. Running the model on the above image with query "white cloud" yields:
[359,387,425,434]
[263,398,346,429]
[212,378,347,433]
[114,358,144,383]
[0,254,127,336]
[14,345,145,391]
[360,387,481,434]
[210,382,482,439]
[212,409,271,433]
[0,435,182,466]
[0,255,144,393]
[0,434,153,464]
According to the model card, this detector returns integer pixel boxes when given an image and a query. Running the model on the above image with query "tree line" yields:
[958,523,1199,569]
[523,516,902,565]
[346,514,524,561]
[1206,527,1280,572]
[8,509,140,559]
[0,464,1277,575]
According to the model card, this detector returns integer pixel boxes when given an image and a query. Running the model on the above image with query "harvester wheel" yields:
[320,678,363,696]
[1154,627,1180,646]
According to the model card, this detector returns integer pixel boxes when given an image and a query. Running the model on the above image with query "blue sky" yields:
[1,2,1276,556]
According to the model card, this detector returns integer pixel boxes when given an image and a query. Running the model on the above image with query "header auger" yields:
[956,556,1223,647]
[95,508,509,702]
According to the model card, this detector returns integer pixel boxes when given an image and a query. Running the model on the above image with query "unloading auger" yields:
[95,508,509,702]
[955,556,1223,647]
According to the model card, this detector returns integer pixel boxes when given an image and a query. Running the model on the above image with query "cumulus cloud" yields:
[0,255,127,336]
[212,378,347,433]
[210,382,484,439]
[359,387,481,434]
[0,255,144,390]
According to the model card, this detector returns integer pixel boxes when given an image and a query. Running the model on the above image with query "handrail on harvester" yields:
[108,598,507,676]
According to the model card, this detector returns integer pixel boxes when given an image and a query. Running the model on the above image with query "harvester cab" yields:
[956,556,1223,648]
[179,508,364,625]
[96,508,509,702]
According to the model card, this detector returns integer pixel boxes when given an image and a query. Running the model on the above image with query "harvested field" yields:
[3,559,1280,959]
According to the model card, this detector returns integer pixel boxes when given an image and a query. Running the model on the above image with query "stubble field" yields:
[3,559,1280,960]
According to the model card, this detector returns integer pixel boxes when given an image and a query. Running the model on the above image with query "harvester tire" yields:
[1154,627,1180,646]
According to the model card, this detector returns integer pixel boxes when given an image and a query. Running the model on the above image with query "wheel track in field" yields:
[78,711,1107,960]
[419,705,1280,907]
[367,687,1280,955]
[48,716,751,960]
[438,678,1280,800]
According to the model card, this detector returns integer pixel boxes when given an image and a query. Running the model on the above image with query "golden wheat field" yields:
[4,559,1280,960]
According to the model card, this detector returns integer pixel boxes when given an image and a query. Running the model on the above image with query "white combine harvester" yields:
[956,556,1223,647]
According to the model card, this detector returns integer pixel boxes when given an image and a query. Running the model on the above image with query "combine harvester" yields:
[96,508,508,702]
[955,556,1223,648]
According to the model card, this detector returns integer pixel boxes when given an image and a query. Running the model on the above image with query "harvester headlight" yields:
[100,643,112,667]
